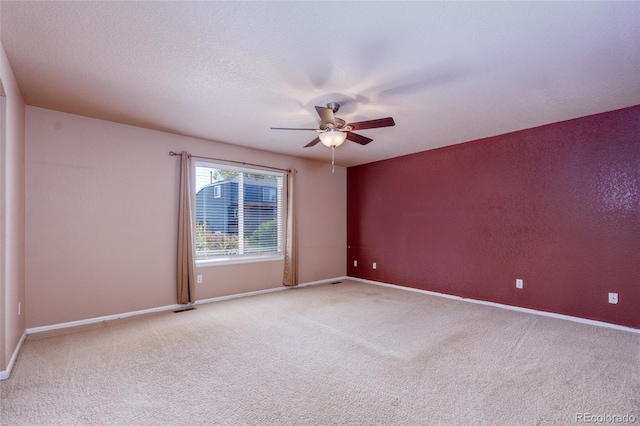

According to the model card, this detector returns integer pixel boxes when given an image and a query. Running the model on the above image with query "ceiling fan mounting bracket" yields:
[326,102,341,113]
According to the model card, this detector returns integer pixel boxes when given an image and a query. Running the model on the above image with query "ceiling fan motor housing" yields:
[321,118,351,132]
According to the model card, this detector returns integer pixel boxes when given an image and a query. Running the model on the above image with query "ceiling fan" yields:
[271,102,395,149]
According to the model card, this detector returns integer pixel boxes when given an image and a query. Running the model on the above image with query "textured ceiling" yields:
[1,1,639,167]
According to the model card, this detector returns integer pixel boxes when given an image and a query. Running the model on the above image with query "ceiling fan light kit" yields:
[319,130,347,147]
[271,102,396,172]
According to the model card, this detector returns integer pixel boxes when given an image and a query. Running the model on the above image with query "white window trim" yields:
[196,254,284,268]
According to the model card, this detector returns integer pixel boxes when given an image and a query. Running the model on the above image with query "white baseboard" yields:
[26,303,185,335]
[297,276,349,288]
[194,276,346,305]
[25,277,344,337]
[348,277,640,334]
[0,330,27,381]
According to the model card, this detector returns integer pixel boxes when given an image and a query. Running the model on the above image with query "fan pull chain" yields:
[331,146,335,173]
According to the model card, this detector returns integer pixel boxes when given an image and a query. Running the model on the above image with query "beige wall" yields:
[1,44,26,373]
[25,106,346,328]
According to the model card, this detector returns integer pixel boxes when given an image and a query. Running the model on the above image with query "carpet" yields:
[1,280,638,425]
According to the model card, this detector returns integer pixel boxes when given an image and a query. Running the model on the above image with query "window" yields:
[263,187,276,202]
[194,161,283,263]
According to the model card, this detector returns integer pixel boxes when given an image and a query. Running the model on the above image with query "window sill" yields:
[196,254,284,268]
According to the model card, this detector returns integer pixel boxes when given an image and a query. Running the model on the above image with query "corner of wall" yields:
[0,41,27,376]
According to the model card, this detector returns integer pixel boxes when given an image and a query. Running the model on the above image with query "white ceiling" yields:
[1,1,639,167]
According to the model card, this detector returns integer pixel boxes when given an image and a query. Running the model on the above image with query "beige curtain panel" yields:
[283,169,298,287]
[177,151,196,304]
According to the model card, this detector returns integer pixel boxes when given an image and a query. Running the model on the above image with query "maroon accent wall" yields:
[347,105,640,328]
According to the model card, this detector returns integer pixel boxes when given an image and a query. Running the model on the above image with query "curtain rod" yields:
[169,151,292,173]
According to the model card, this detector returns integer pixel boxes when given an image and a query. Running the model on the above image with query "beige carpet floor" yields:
[1,280,639,425]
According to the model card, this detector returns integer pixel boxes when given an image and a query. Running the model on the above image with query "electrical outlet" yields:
[373,262,377,269]
[516,279,523,289]
[197,275,203,284]
[608,292,618,304]
[354,260,357,267]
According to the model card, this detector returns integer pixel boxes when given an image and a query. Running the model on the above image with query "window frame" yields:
[194,160,284,267]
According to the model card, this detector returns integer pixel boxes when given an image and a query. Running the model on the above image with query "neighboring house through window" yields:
[263,187,276,202]
[194,161,283,263]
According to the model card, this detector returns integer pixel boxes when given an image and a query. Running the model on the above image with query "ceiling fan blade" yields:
[271,127,318,131]
[315,106,336,126]
[346,132,373,146]
[304,137,321,148]
[349,117,395,131]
